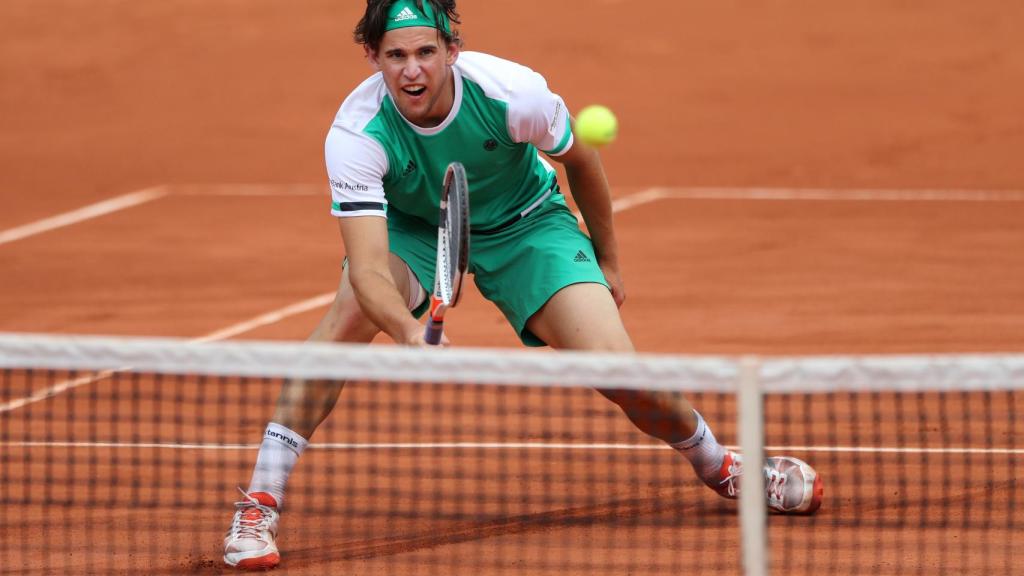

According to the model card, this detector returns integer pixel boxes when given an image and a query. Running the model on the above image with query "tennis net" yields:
[0,333,1022,575]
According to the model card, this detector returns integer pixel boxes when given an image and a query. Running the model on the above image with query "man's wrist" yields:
[391,318,426,345]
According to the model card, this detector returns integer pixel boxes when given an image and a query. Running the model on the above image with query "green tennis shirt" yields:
[326,52,574,229]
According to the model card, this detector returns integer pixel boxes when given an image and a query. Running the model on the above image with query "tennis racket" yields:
[424,162,470,345]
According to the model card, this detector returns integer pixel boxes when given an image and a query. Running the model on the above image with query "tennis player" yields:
[223,0,822,569]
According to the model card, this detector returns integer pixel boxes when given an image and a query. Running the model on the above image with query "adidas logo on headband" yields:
[385,1,450,33]
[393,7,418,21]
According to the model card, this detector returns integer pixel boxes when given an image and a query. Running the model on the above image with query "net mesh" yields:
[756,358,1024,575]
[1,334,1023,575]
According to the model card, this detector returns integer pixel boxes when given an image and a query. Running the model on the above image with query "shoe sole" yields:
[806,472,824,514]
[789,461,824,515]
[224,552,280,571]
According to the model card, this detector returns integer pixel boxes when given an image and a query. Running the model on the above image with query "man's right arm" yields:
[338,216,426,346]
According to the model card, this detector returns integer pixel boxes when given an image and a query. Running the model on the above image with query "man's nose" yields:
[403,58,422,78]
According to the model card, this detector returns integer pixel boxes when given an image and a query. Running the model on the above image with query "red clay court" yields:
[2,1,1024,574]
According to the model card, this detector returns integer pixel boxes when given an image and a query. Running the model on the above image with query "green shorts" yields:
[388,201,609,347]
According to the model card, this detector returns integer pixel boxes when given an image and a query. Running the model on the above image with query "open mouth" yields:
[402,85,426,97]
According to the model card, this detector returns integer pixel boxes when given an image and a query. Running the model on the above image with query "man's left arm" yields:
[550,138,625,307]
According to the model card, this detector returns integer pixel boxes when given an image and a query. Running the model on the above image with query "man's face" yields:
[369,27,459,128]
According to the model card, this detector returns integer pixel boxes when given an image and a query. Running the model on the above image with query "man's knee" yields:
[311,254,425,344]
[333,305,377,342]
[311,290,379,343]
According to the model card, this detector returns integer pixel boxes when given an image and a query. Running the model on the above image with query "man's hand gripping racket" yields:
[424,162,469,345]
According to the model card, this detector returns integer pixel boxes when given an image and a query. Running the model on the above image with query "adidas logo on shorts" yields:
[573,250,591,263]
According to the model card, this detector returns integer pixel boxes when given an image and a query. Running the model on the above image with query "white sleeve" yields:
[325,125,389,219]
[506,72,574,157]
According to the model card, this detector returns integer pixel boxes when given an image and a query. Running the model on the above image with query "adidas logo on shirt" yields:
[573,250,591,263]
[393,7,418,22]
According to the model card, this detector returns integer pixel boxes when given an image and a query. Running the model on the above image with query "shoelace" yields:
[229,488,275,540]
[720,458,743,497]
[764,468,787,506]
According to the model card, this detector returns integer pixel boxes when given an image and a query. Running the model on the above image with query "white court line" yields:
[584,185,1024,223]
[172,183,326,197]
[0,185,334,412]
[0,186,169,247]
[168,183,1024,203]
[0,370,119,414]
[192,292,336,343]
[571,186,666,221]
[1,440,1020,456]
[611,188,668,212]
[0,182,326,247]
[643,186,1024,203]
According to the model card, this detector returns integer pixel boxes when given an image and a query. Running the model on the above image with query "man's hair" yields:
[354,0,462,52]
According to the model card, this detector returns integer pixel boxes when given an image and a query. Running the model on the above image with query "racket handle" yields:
[424,317,444,345]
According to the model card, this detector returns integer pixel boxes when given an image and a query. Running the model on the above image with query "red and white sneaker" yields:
[709,451,824,514]
[223,490,281,570]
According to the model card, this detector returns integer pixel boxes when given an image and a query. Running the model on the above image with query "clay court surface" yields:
[2,1,1024,574]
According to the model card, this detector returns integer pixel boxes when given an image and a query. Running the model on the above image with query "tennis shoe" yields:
[710,451,823,514]
[223,489,281,570]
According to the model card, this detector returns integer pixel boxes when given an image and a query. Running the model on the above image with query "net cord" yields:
[0,333,735,392]
[2,333,1024,393]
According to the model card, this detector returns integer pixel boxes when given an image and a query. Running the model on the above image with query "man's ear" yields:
[365,45,381,71]
[445,41,460,66]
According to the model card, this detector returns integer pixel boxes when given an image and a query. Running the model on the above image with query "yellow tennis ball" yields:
[575,105,618,147]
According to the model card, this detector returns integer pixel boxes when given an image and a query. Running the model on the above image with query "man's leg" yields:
[270,253,417,438]
[525,283,822,514]
[525,283,699,442]
[224,253,423,570]
[525,283,723,471]
[250,253,419,498]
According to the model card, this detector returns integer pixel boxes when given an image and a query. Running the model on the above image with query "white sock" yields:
[247,422,309,508]
[670,411,727,484]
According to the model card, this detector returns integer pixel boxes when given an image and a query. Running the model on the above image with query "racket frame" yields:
[425,162,469,345]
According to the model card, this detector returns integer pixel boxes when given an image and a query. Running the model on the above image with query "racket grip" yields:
[424,317,444,345]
